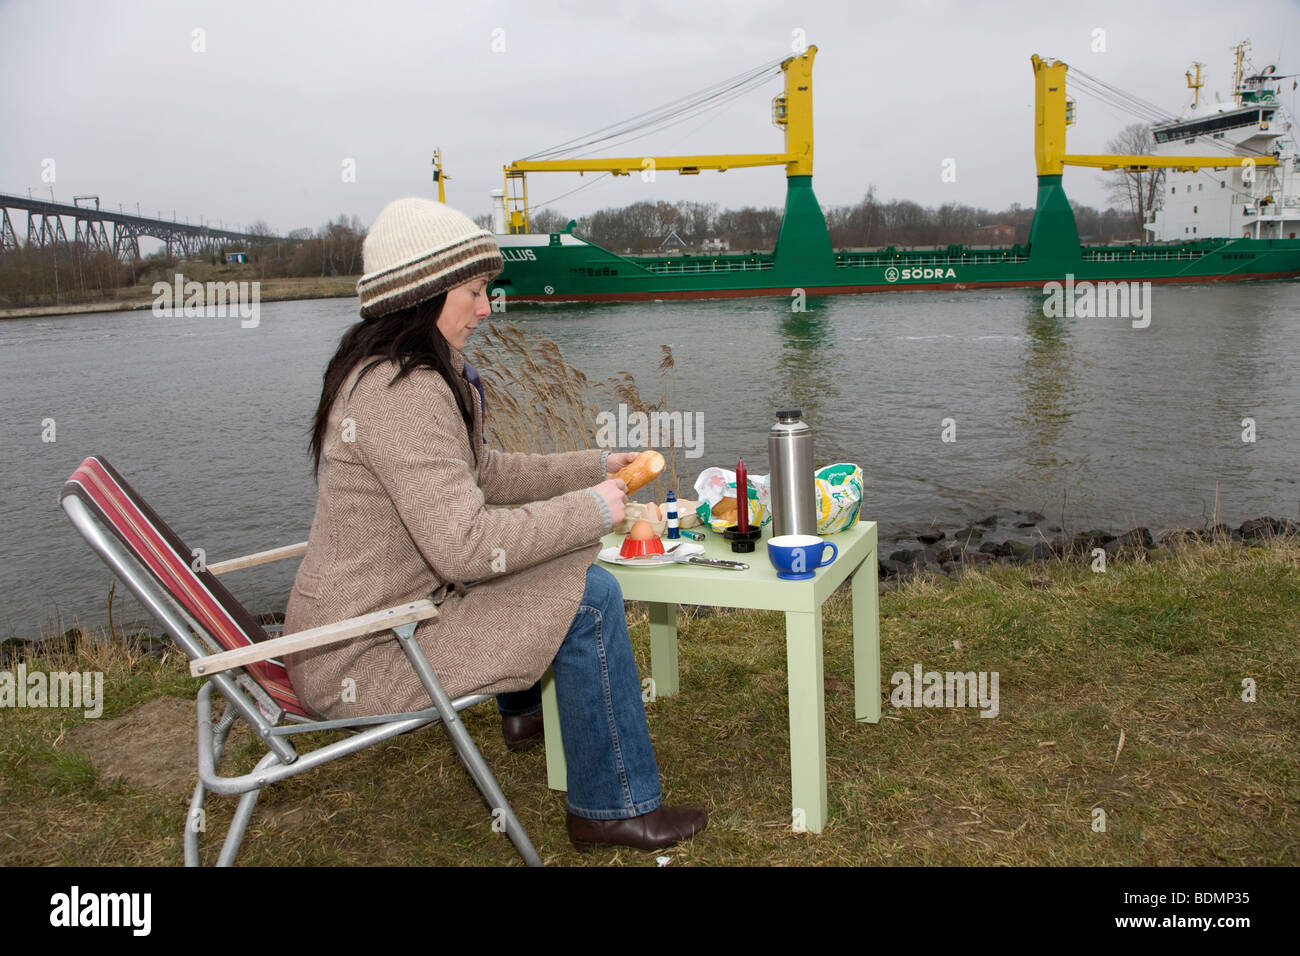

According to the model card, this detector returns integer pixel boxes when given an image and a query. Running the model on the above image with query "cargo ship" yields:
[485,43,1300,302]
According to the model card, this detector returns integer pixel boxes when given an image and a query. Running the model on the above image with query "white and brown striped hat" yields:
[357,198,503,318]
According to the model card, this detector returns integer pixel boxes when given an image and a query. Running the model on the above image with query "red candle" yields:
[735,459,749,533]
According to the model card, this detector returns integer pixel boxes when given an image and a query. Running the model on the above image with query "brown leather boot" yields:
[567,805,708,851]
[501,711,544,752]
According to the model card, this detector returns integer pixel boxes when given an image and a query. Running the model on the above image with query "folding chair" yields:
[59,455,542,866]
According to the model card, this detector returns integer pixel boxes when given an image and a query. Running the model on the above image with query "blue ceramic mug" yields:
[767,534,838,581]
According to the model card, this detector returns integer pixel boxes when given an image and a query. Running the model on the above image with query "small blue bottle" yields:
[665,490,681,539]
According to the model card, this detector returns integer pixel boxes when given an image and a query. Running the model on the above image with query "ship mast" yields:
[1232,41,1249,106]
[432,148,448,203]
[1185,62,1204,111]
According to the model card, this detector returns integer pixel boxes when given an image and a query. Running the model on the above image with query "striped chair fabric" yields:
[60,456,309,718]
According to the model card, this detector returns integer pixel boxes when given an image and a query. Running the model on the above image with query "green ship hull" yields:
[492,176,1300,302]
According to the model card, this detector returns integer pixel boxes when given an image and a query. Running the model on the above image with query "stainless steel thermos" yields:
[769,410,817,537]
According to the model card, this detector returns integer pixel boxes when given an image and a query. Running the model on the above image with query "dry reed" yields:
[469,321,683,501]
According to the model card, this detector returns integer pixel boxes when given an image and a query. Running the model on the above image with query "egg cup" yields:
[619,533,666,559]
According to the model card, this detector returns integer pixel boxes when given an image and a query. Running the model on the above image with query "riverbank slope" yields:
[0,275,359,319]
[2,535,1295,866]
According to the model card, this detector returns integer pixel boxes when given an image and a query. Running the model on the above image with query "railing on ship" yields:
[1081,248,1211,262]
[633,243,1256,273]
[835,251,1028,267]
[640,258,775,275]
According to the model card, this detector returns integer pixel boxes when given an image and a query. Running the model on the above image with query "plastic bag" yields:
[814,463,862,534]
[692,468,770,532]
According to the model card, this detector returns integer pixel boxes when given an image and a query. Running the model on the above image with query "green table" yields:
[540,520,880,833]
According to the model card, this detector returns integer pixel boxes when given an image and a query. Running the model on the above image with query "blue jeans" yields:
[495,564,662,820]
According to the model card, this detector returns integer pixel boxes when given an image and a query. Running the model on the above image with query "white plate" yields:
[598,542,705,567]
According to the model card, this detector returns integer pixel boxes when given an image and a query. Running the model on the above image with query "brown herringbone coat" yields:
[283,348,609,719]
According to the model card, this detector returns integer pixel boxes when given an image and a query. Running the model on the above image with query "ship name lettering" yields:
[900,267,956,280]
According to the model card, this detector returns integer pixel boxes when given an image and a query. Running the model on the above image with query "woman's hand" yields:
[593,478,628,526]
[605,451,641,479]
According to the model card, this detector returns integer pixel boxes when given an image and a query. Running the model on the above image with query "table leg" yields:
[784,607,827,834]
[647,601,679,699]
[541,665,566,791]
[852,548,882,723]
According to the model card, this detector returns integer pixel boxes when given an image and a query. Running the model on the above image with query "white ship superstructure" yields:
[1146,46,1299,242]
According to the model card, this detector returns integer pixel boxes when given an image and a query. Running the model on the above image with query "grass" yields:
[2,536,1296,866]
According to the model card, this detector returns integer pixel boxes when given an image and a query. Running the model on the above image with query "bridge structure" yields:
[0,192,273,261]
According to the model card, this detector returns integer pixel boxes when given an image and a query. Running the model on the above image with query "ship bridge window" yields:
[1198,183,1203,191]
[1154,110,1262,143]
[1194,206,1198,213]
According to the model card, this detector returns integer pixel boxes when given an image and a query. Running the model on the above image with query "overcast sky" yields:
[3,0,1297,236]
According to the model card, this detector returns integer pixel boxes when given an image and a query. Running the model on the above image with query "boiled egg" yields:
[628,519,657,541]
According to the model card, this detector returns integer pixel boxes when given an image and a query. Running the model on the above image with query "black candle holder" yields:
[723,524,762,553]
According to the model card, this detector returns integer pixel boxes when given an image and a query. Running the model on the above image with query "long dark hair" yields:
[309,293,474,473]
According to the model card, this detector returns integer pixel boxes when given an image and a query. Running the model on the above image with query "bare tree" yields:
[529,208,571,235]
[1101,123,1165,242]
[682,201,717,243]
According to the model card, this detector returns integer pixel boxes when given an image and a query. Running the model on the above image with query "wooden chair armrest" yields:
[190,600,438,677]
[207,541,309,576]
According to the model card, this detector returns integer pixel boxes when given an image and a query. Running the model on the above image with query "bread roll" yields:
[712,496,738,522]
[614,450,665,494]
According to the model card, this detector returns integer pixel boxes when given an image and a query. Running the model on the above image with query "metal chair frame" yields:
[60,461,542,867]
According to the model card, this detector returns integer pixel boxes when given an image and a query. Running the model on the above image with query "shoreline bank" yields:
[4,513,1295,652]
[0,276,360,320]
[875,512,1297,585]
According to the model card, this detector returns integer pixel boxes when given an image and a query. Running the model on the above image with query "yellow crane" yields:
[501,46,818,234]
[1032,54,1279,176]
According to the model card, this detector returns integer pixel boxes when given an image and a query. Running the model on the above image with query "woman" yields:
[283,197,706,852]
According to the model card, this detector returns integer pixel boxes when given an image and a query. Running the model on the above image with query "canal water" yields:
[2,281,1297,638]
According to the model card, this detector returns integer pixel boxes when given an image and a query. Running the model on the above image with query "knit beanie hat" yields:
[357,198,503,318]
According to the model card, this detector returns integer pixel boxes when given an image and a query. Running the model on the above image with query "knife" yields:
[681,556,749,570]
[648,547,748,570]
